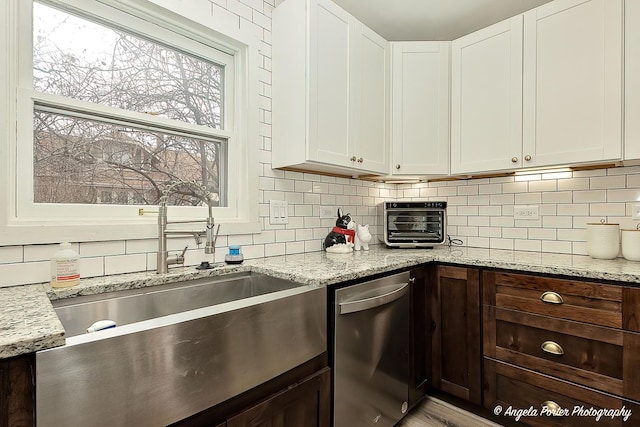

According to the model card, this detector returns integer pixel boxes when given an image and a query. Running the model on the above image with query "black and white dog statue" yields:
[323,209,356,253]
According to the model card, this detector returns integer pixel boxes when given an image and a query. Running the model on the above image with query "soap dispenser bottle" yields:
[50,242,80,288]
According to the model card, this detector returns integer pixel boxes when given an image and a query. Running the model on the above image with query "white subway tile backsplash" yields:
[573,190,607,203]
[515,239,541,252]
[529,228,556,240]
[478,205,501,216]
[104,254,146,276]
[589,203,626,217]
[479,184,502,195]
[557,177,589,191]
[0,261,49,287]
[23,243,64,262]
[529,180,557,192]
[590,175,626,190]
[490,238,513,250]
[0,246,22,264]
[542,191,572,204]
[541,240,572,254]
[80,241,125,257]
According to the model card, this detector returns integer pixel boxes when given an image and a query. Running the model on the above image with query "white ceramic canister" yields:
[586,221,620,260]
[621,226,640,261]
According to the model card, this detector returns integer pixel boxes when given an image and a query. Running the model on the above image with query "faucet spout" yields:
[151,180,220,274]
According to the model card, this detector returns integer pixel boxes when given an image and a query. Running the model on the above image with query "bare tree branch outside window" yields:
[32,1,227,206]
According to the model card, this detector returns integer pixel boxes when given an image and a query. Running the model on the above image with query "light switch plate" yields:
[269,200,289,224]
[514,205,539,220]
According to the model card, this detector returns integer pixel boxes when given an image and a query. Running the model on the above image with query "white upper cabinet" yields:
[272,0,389,176]
[391,42,450,176]
[451,0,622,175]
[308,0,351,169]
[451,17,523,175]
[350,22,389,174]
[522,0,622,168]
[624,0,640,160]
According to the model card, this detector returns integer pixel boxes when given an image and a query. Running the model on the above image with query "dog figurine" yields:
[354,224,372,251]
[324,209,355,253]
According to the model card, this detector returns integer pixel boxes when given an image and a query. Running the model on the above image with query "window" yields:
[2,0,260,244]
[31,1,230,208]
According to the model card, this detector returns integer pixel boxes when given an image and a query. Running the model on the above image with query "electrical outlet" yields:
[514,205,539,220]
[269,200,289,224]
[319,206,335,219]
[633,204,640,220]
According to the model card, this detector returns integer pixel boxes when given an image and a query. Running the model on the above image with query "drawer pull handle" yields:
[540,291,564,304]
[541,341,564,355]
[542,401,561,412]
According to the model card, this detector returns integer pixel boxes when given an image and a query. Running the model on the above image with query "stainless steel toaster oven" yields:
[379,201,447,248]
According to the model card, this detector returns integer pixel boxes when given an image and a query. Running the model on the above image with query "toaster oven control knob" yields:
[511,157,518,163]
[525,155,532,161]
[395,164,401,170]
[350,156,357,162]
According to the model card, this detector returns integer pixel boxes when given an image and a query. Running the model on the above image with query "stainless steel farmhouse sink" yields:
[36,272,326,427]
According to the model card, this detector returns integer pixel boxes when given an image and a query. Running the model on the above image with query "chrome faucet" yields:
[140,181,220,274]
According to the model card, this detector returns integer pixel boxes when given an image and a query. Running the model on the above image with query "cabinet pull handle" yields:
[524,155,532,161]
[350,156,357,162]
[357,157,363,163]
[396,164,401,170]
[511,157,518,163]
[540,291,564,304]
[541,341,564,355]
[542,401,561,412]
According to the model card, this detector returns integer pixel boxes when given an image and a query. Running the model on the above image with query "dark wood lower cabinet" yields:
[484,359,640,427]
[409,266,429,408]
[227,368,330,427]
[173,354,329,427]
[430,265,482,405]
[0,353,35,427]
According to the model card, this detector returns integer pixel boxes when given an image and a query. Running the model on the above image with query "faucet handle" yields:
[138,208,159,216]
[179,246,188,257]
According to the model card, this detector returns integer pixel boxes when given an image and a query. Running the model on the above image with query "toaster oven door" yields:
[385,208,445,245]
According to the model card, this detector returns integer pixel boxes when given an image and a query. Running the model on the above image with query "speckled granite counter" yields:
[3,245,640,359]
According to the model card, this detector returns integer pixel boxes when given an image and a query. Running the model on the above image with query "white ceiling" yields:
[330,0,554,41]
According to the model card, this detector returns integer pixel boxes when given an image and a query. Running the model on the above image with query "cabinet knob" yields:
[396,164,401,170]
[524,155,532,161]
[350,156,357,162]
[541,401,562,413]
[511,157,518,163]
[541,341,564,356]
[357,157,363,163]
[540,291,564,304]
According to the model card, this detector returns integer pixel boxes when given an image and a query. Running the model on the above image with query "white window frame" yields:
[0,0,260,245]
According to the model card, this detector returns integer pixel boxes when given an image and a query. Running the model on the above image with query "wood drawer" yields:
[483,359,640,427]
[484,306,640,402]
[484,306,627,396]
[483,271,640,330]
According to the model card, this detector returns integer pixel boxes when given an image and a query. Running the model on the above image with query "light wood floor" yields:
[397,397,505,427]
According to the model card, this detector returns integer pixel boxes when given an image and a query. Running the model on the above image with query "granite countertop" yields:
[4,245,640,359]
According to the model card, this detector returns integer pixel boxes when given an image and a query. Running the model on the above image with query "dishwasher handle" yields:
[338,282,409,315]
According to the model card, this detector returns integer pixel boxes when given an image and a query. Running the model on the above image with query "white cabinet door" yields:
[391,41,449,176]
[451,17,523,175]
[522,0,622,167]
[350,22,389,174]
[625,0,640,160]
[308,0,352,168]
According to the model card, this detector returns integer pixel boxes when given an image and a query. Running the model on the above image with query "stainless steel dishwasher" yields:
[333,271,411,427]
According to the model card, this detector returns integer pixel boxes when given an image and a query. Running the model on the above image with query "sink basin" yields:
[36,272,326,427]
[53,272,307,337]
